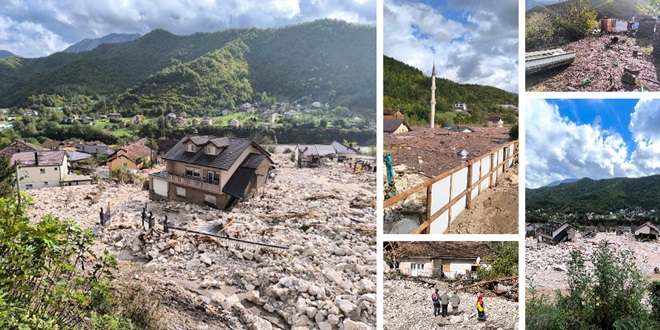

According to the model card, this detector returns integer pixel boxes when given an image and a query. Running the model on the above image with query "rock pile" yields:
[25,154,377,329]
[383,279,518,330]
[526,232,660,289]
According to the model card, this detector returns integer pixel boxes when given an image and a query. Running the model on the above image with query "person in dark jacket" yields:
[440,291,450,317]
[432,289,441,316]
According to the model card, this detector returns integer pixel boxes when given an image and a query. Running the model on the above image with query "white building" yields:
[11,151,92,189]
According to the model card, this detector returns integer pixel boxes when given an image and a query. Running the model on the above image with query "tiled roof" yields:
[77,144,114,156]
[241,153,266,169]
[114,143,151,162]
[395,241,494,259]
[0,140,46,158]
[222,167,256,198]
[155,139,178,155]
[165,135,270,171]
[384,118,409,133]
[68,151,92,162]
[11,151,66,167]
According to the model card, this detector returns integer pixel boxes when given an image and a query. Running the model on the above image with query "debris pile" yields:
[527,35,659,92]
[383,279,519,330]
[25,153,377,329]
[526,232,660,290]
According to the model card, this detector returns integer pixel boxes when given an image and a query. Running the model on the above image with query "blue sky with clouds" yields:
[0,0,375,58]
[384,0,518,93]
[526,99,660,188]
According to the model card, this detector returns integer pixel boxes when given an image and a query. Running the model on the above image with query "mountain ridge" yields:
[62,33,142,53]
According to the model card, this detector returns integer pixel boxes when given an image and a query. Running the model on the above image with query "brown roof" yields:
[395,241,494,259]
[0,140,46,158]
[11,151,66,167]
[383,118,410,133]
[114,143,152,162]
[41,139,62,150]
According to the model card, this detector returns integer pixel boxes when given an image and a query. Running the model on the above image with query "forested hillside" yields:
[526,0,648,20]
[383,55,518,125]
[526,175,660,214]
[0,19,375,115]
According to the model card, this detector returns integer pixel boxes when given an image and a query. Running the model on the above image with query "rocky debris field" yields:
[527,34,660,92]
[383,278,518,330]
[526,232,660,290]
[25,153,377,330]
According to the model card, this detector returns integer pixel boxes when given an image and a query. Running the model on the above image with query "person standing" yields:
[476,293,485,320]
[440,291,450,317]
[432,289,441,316]
[450,292,461,314]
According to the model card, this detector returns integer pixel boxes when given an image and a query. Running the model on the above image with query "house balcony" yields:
[165,173,221,193]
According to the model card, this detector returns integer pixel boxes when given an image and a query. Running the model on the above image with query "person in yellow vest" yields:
[476,293,485,320]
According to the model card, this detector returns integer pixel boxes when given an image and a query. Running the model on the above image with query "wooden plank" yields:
[467,164,473,209]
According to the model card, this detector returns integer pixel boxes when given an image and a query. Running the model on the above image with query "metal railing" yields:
[385,141,518,234]
[166,173,221,193]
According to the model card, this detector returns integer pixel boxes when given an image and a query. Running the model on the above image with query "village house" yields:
[132,115,144,124]
[537,222,577,245]
[228,118,240,128]
[11,151,92,189]
[295,144,338,167]
[633,222,660,240]
[388,241,493,280]
[383,109,405,119]
[106,143,152,171]
[108,113,122,119]
[0,140,46,158]
[487,116,504,127]
[383,118,410,135]
[148,135,274,209]
[76,142,115,158]
[454,103,468,112]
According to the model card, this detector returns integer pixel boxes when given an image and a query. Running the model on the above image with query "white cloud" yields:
[526,99,632,188]
[0,0,375,57]
[384,0,518,93]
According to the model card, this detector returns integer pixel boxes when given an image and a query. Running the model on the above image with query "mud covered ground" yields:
[445,166,518,234]
[527,34,660,92]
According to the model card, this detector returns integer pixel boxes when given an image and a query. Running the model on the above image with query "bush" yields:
[526,12,557,50]
[527,242,656,329]
[267,146,276,154]
[509,124,518,141]
[556,0,598,42]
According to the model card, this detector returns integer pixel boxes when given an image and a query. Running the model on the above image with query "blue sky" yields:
[0,0,376,58]
[384,0,518,93]
[526,99,660,188]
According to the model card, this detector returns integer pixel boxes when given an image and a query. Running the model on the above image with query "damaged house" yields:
[633,221,660,240]
[294,142,359,167]
[388,241,492,280]
[149,135,273,209]
[11,151,92,189]
[537,222,577,245]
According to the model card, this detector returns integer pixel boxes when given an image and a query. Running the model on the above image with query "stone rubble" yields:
[383,279,518,330]
[526,232,660,289]
[25,153,376,329]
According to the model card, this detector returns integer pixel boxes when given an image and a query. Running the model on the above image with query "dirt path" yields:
[445,166,518,234]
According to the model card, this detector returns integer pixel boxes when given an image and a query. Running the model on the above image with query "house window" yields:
[207,171,219,183]
[40,169,45,174]
[25,184,33,190]
[204,194,216,204]
[185,167,200,179]
[412,263,425,270]
[44,182,48,185]
[176,187,186,197]
[187,144,195,152]
[206,146,216,155]
[54,167,58,170]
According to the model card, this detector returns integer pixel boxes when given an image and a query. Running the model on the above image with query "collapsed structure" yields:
[149,135,273,209]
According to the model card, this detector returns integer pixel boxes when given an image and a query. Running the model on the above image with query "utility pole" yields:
[14,160,21,207]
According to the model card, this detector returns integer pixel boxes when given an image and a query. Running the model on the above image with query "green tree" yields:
[556,0,598,41]
[477,241,518,280]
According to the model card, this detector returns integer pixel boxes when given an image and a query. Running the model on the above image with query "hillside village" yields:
[2,135,377,329]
